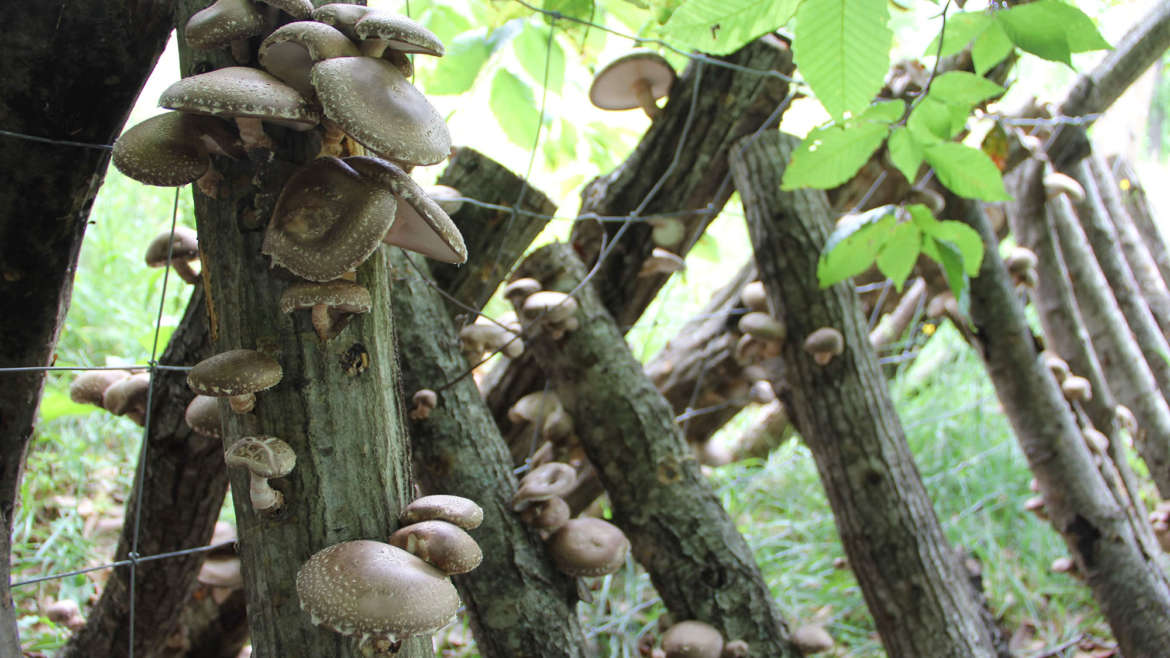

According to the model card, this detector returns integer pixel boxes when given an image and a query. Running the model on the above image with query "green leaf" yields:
[781,119,890,190]
[927,221,984,276]
[927,71,1004,107]
[924,142,1011,201]
[661,0,799,54]
[876,221,921,291]
[793,0,892,121]
[933,238,971,316]
[861,99,905,123]
[490,70,540,147]
[927,11,993,58]
[887,126,924,183]
[972,20,1013,75]
[1047,1,1110,53]
[996,5,1071,65]
[513,23,566,93]
[906,98,954,141]
[543,0,595,22]
[421,31,493,95]
[817,206,897,287]
[418,4,473,44]
[38,389,96,422]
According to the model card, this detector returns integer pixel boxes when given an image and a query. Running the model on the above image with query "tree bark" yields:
[175,1,426,655]
[390,250,587,658]
[62,287,225,658]
[1108,154,1170,286]
[514,242,798,658]
[735,132,1002,657]
[0,3,172,651]
[951,193,1170,657]
[570,37,794,330]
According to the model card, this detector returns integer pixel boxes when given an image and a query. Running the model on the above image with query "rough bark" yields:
[514,242,798,658]
[735,132,1001,657]
[390,250,587,658]
[1108,155,1170,287]
[175,1,425,654]
[1006,159,1160,552]
[1048,0,1170,169]
[430,146,556,312]
[569,37,794,330]
[161,588,248,658]
[0,3,172,651]
[62,287,225,658]
[952,193,1170,657]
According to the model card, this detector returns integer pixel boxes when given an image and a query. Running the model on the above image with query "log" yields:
[1108,155,1170,287]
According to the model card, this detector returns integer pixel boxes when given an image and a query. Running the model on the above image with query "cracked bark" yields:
[1107,155,1170,287]
[735,132,1003,658]
[515,242,798,658]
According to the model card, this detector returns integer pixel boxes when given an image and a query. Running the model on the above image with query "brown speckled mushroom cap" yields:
[354,11,445,56]
[279,280,372,314]
[257,0,313,19]
[345,156,467,264]
[589,51,676,111]
[548,517,630,577]
[519,495,570,538]
[802,327,844,364]
[310,57,451,165]
[262,157,396,282]
[401,495,483,530]
[160,67,320,131]
[185,395,224,439]
[389,520,483,575]
[296,540,459,643]
[512,462,577,511]
[187,349,282,398]
[737,311,785,342]
[113,112,241,187]
[184,0,265,51]
[69,370,130,407]
[145,226,200,268]
[503,278,542,305]
[259,21,360,99]
[661,620,724,658]
[224,435,296,479]
[311,3,373,41]
[102,372,152,416]
[521,291,578,323]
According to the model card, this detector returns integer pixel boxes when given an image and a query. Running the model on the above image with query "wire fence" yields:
[0,0,1059,655]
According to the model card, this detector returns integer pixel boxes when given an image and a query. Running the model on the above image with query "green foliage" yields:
[420,30,495,95]
[514,24,566,93]
[490,69,543,147]
[923,142,1011,201]
[792,0,892,121]
[932,1,1109,70]
[780,101,903,191]
[660,0,800,55]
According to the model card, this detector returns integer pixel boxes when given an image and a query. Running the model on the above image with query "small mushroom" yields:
[400,494,484,530]
[353,11,445,59]
[69,370,130,407]
[737,311,785,343]
[427,185,463,215]
[279,279,372,341]
[661,620,723,658]
[547,517,630,577]
[45,599,85,632]
[518,495,570,540]
[112,111,243,196]
[409,389,438,420]
[589,51,677,119]
[638,248,686,277]
[296,540,460,653]
[509,392,572,441]
[1083,427,1110,453]
[145,226,201,285]
[1041,351,1070,382]
[503,278,542,307]
[512,462,577,511]
[389,520,482,575]
[520,291,580,339]
[1116,405,1137,434]
[1061,375,1092,402]
[187,349,282,414]
[802,328,844,366]
[185,394,224,439]
[224,436,296,513]
[646,215,685,248]
[1023,495,1047,520]
[102,372,152,426]
[791,624,835,655]
[258,21,361,101]
[311,3,371,41]
[740,281,769,313]
[460,317,523,362]
[198,555,244,604]
[184,0,266,63]
[1044,171,1086,204]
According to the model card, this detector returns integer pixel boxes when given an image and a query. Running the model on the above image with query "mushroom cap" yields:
[113,112,238,187]
[185,394,224,439]
[1041,351,1070,382]
[259,21,361,99]
[344,156,468,264]
[224,435,296,478]
[740,280,769,313]
[802,327,844,356]
[589,51,676,111]
[508,391,564,426]
[401,495,484,530]
[1043,171,1086,203]
[198,555,243,588]
[791,624,835,654]
[184,0,266,51]
[354,11,445,56]
[160,67,320,130]
[1006,246,1038,275]
[145,226,200,268]
[547,517,630,577]
[737,311,785,342]
[503,277,542,304]
[187,349,283,398]
[296,540,459,642]
[310,56,451,165]
[311,3,373,41]
[427,185,463,215]
[521,291,578,323]
[279,280,372,314]
[1062,375,1092,401]
[519,495,570,537]
[661,620,724,658]
[102,372,152,416]
[69,370,130,407]
[257,0,313,19]
[389,520,483,575]
[512,462,577,511]
[261,156,396,282]
[639,248,687,276]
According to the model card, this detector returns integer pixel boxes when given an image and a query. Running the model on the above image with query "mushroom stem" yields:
[247,471,283,512]
[229,392,257,414]
[311,304,335,341]
[319,119,346,158]
[631,78,660,119]
[234,117,273,151]
[195,167,224,199]
[359,38,390,59]
[171,259,202,285]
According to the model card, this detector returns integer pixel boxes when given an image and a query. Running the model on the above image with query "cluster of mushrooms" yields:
[734,279,845,369]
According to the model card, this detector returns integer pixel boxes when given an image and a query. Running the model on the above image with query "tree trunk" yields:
[1108,155,1170,286]
[62,287,225,658]
[951,193,1170,657]
[515,242,799,657]
[390,250,587,658]
[175,1,426,654]
[0,3,172,651]
[735,132,1003,657]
